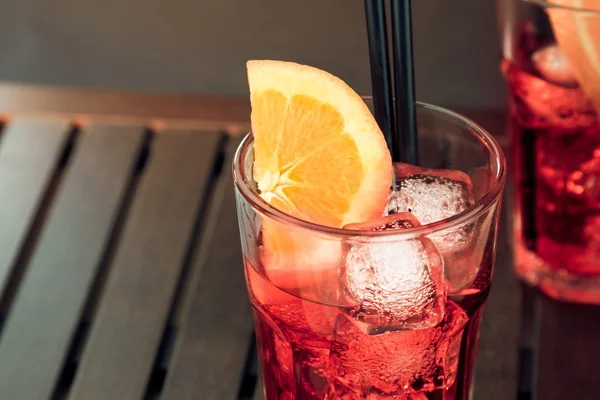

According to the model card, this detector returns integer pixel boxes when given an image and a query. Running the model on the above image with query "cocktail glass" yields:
[499,0,600,303]
[233,102,506,399]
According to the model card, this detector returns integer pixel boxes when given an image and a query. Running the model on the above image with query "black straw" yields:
[364,0,398,161]
[364,0,419,165]
[391,0,419,165]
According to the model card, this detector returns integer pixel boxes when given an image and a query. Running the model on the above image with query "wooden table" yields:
[0,83,594,400]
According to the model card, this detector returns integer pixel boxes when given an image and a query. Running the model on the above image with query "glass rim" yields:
[232,101,507,239]
[524,0,600,14]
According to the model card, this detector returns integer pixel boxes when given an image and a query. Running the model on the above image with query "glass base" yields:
[515,241,600,305]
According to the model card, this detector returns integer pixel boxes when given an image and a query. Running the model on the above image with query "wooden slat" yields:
[161,138,253,400]
[0,119,71,299]
[534,297,600,399]
[0,124,145,400]
[0,83,251,134]
[69,131,223,400]
[472,133,520,399]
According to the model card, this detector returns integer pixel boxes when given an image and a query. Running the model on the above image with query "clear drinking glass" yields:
[499,0,600,303]
[233,102,506,399]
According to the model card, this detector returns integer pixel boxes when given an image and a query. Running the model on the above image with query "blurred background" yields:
[0,0,505,110]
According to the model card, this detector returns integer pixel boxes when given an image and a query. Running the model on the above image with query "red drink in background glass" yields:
[502,3,600,303]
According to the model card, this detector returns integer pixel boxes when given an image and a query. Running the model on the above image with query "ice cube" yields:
[443,208,495,293]
[328,301,468,396]
[387,163,474,226]
[566,148,600,207]
[532,45,578,87]
[386,163,480,293]
[342,213,445,331]
[537,214,600,276]
[387,163,475,251]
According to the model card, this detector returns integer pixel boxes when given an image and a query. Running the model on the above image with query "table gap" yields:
[144,325,177,400]
[0,126,79,321]
[238,332,259,400]
[0,121,7,148]
[517,285,540,400]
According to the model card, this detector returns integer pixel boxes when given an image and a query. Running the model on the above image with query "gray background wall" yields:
[0,0,506,109]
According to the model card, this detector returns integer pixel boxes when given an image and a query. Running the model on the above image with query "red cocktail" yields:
[234,61,505,399]
[502,0,600,303]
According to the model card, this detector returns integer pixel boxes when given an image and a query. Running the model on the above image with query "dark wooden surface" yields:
[161,137,254,400]
[0,113,254,400]
[534,298,600,400]
[0,124,145,399]
[69,131,223,400]
[0,84,596,400]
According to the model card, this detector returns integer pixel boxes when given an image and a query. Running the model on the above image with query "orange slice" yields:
[247,60,392,290]
[248,60,392,227]
[547,0,600,112]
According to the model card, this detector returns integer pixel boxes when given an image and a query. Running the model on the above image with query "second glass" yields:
[234,103,506,399]
[499,0,600,303]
